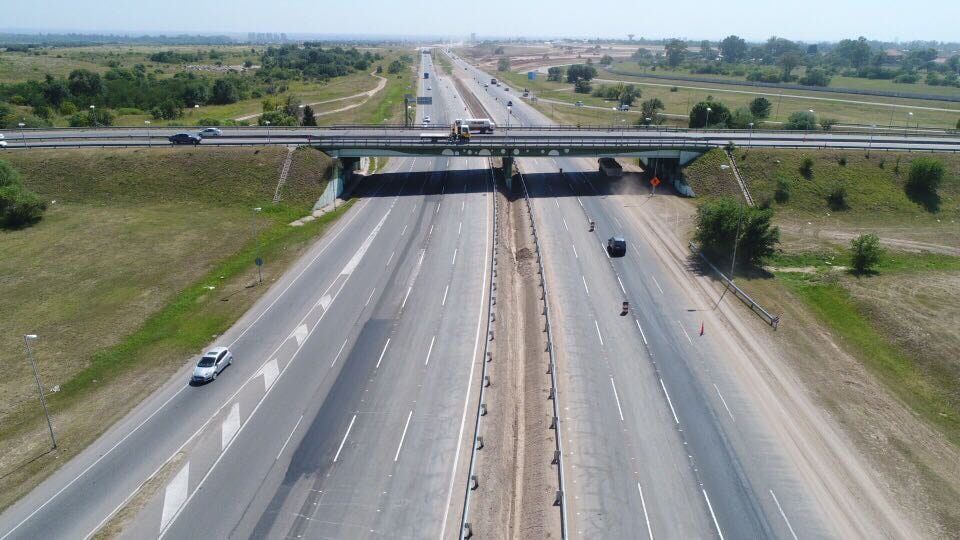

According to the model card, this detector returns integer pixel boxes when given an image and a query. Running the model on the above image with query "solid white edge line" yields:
[770,490,799,540]
[376,338,391,369]
[333,414,357,463]
[714,384,735,422]
[635,319,648,345]
[331,338,349,368]
[438,159,491,540]
[703,489,725,540]
[402,286,413,309]
[610,377,624,421]
[594,320,604,346]
[637,483,654,540]
[394,410,414,462]
[660,378,680,424]
[276,415,304,461]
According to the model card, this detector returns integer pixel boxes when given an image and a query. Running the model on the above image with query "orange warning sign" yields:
[650,177,661,187]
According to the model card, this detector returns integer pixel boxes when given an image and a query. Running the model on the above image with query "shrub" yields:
[785,111,817,130]
[838,156,847,166]
[799,156,814,178]
[693,197,780,267]
[0,160,46,229]
[827,183,849,210]
[850,233,884,275]
[774,177,792,203]
[670,86,678,92]
[820,118,839,131]
[906,157,945,196]
[59,102,78,116]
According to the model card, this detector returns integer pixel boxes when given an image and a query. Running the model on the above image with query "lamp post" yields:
[507,105,512,136]
[805,109,814,142]
[748,122,754,146]
[905,111,913,135]
[868,124,876,157]
[18,121,27,148]
[89,105,96,128]
[265,120,271,145]
[145,120,151,147]
[251,207,263,284]
[705,107,712,129]
[23,335,57,450]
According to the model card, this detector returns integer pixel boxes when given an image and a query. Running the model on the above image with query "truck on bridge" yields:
[420,120,473,143]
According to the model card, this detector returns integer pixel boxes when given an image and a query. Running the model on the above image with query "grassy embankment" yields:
[683,148,960,443]
[0,147,351,510]
[495,66,960,129]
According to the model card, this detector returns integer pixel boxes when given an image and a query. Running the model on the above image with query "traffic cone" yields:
[699,322,704,336]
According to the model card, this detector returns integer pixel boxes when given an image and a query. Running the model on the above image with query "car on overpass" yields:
[191,347,233,384]
[169,133,201,145]
[198,127,222,138]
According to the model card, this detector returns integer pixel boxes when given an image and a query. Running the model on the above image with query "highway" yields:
[447,51,880,539]
[0,53,494,539]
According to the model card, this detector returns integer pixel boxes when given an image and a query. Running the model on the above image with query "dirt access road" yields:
[234,72,388,121]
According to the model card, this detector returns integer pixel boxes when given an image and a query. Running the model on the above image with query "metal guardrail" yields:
[458,160,499,539]
[689,241,780,329]
[517,168,570,539]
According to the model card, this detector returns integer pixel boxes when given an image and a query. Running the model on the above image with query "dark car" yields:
[169,133,201,145]
[607,236,626,257]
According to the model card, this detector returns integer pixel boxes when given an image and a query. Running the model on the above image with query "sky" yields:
[2,0,957,43]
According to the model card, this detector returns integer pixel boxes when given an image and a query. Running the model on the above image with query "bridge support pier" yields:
[501,157,515,192]
[315,157,361,211]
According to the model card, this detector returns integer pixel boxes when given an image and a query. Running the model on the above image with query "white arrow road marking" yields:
[291,324,308,346]
[160,463,189,531]
[260,358,279,391]
[221,403,240,450]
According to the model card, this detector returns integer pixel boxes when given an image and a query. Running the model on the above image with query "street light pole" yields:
[905,112,913,136]
[252,207,263,284]
[90,105,96,128]
[805,109,814,142]
[145,120,151,147]
[18,121,27,148]
[705,107,712,129]
[23,335,57,450]
[748,122,754,146]
[265,120,271,145]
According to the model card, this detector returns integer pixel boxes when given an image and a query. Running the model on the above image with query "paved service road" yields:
[0,53,493,540]
[448,52,845,539]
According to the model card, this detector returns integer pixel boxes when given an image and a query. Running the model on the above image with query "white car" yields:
[191,347,233,384]
[198,127,222,138]
[0,141,6,149]
[575,101,585,108]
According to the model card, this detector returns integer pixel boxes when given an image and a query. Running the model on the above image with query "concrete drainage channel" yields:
[458,159,568,539]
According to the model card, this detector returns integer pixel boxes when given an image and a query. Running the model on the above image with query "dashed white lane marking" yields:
[635,319,648,345]
[572,244,579,259]
[770,490,799,540]
[577,197,584,208]
[677,321,693,344]
[260,358,279,391]
[436,202,441,214]
[652,276,664,295]
[594,320,604,346]
[461,200,465,212]
[220,402,240,451]
[160,463,189,531]
[376,338,391,369]
[610,377,624,421]
[458,221,462,236]
[703,489,725,540]
[418,250,425,266]
[401,286,413,309]
[429,224,435,236]
[562,218,569,231]
[333,414,357,463]
[555,199,560,208]
[614,217,623,229]
[365,288,376,307]
[276,414,304,461]
[291,324,309,346]
[617,275,626,294]
[401,224,408,236]
[659,378,679,424]
[452,248,458,265]
[442,285,449,306]
[386,250,395,266]
[582,275,590,295]
[714,384,735,422]
[331,338,349,367]
[394,410,414,462]
[637,483,654,540]
[425,336,436,366]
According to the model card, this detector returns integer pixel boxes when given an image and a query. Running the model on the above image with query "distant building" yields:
[248,32,287,44]
[470,33,477,43]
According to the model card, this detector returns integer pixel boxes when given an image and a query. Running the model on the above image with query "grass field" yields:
[0,146,347,510]
[497,67,960,129]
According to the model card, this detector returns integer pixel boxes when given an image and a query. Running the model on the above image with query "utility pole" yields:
[252,207,263,284]
[23,335,57,449]
[714,201,744,310]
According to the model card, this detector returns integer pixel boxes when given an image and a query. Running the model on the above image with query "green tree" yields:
[67,69,105,100]
[905,157,944,208]
[210,79,239,105]
[774,177,792,203]
[833,36,872,69]
[819,118,838,131]
[664,39,687,67]
[0,160,46,230]
[617,84,641,106]
[785,111,817,130]
[259,110,298,126]
[566,64,597,83]
[720,35,748,63]
[302,105,317,126]
[387,60,404,74]
[850,233,884,274]
[689,100,731,128]
[574,79,593,94]
[799,67,831,87]
[749,97,772,119]
[729,107,756,129]
[599,54,614,65]
[547,66,564,81]
[694,197,780,266]
[639,98,664,124]
[779,51,802,80]
[497,57,510,71]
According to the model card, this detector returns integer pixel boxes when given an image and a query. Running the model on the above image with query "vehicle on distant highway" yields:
[423,115,431,123]
[0,141,6,149]
[191,347,233,384]
[575,100,585,107]
[616,104,631,111]
[169,133,201,145]
[607,236,627,257]
[599,157,624,178]
[490,78,498,85]
[460,118,496,133]
[198,127,222,137]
